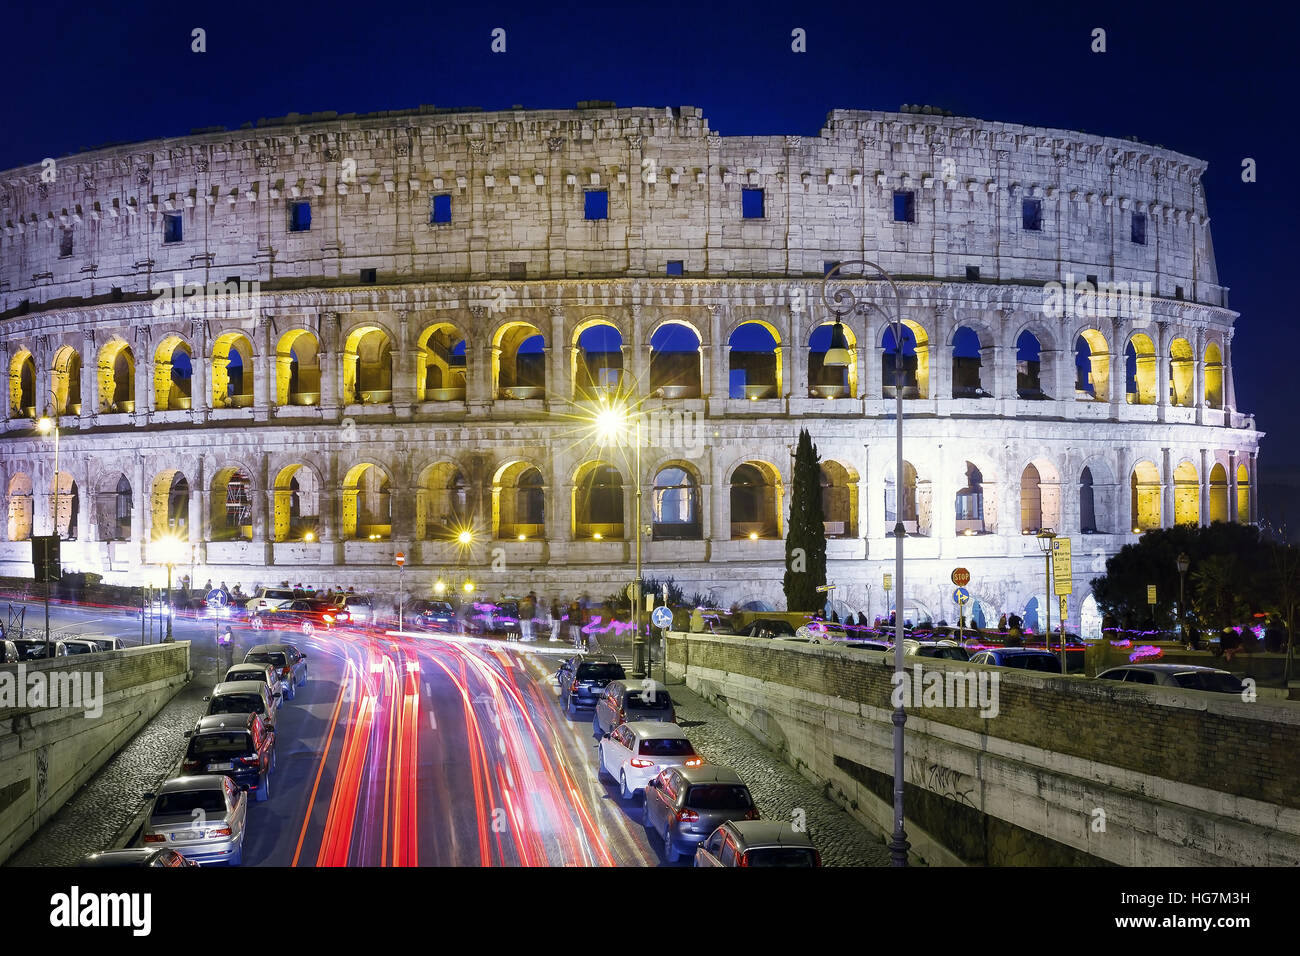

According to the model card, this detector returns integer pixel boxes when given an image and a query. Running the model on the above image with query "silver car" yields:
[1096,663,1245,694]
[204,681,278,731]
[694,820,822,867]
[141,775,249,866]
[643,764,759,863]
[223,662,285,707]
[598,721,702,799]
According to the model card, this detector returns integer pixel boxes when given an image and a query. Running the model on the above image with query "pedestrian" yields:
[520,591,536,642]
[569,601,584,648]
[204,579,213,594]
[548,599,561,641]
[998,613,1008,632]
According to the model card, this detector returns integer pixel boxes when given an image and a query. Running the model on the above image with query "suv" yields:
[244,644,306,699]
[694,821,822,867]
[413,600,457,633]
[181,713,276,802]
[969,648,1062,672]
[222,662,285,707]
[141,775,248,865]
[204,681,278,732]
[556,654,626,718]
[1096,663,1245,694]
[643,764,759,862]
[245,587,297,615]
[598,721,701,799]
[593,680,676,736]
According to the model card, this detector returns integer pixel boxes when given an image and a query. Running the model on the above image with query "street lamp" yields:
[820,259,909,867]
[1036,529,1057,662]
[592,398,647,678]
[157,534,186,641]
[1176,552,1191,644]
[36,412,60,656]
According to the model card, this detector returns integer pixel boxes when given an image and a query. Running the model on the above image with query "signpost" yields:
[883,573,893,623]
[1051,539,1072,672]
[1147,584,1157,629]
[953,586,970,643]
[395,551,406,629]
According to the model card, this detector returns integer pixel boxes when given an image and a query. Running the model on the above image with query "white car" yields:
[244,587,296,615]
[598,721,702,800]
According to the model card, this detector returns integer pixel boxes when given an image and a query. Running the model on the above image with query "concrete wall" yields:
[0,642,190,864]
[666,632,1300,866]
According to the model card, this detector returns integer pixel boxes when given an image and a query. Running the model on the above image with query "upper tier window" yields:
[584,190,608,221]
[742,188,765,219]
[163,213,183,244]
[893,191,915,223]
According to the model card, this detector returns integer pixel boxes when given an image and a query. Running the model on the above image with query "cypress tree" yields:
[784,428,828,611]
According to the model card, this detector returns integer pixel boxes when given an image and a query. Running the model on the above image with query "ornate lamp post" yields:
[1176,552,1191,643]
[820,259,909,867]
[594,400,646,676]
[157,534,186,642]
[1036,529,1057,655]
[36,411,60,656]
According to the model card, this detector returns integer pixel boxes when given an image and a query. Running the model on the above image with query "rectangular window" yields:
[823,261,839,277]
[289,201,311,232]
[666,261,684,276]
[430,193,452,224]
[965,266,980,281]
[59,230,73,258]
[741,188,765,219]
[163,212,183,244]
[1175,286,1185,301]
[584,189,608,220]
[1131,212,1147,245]
[1086,274,1099,289]
[893,190,915,223]
[1022,198,1043,231]
[360,268,377,284]
[508,261,527,280]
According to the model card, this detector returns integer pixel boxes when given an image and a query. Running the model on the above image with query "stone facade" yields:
[0,105,1262,628]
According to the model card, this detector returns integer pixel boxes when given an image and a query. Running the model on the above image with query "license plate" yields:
[172,831,202,843]
[207,761,232,771]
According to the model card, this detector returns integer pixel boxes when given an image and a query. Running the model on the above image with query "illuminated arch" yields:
[272,463,321,542]
[1203,342,1224,409]
[649,321,703,398]
[1020,459,1061,533]
[820,460,858,537]
[493,321,547,398]
[416,323,468,401]
[1173,460,1199,525]
[7,473,32,541]
[210,465,254,541]
[416,461,471,541]
[1130,460,1161,532]
[9,349,35,418]
[728,320,782,399]
[651,462,702,540]
[951,326,985,398]
[808,321,858,398]
[342,462,392,540]
[51,470,78,539]
[1208,463,1229,523]
[96,473,132,542]
[51,345,82,416]
[729,460,782,539]
[493,460,546,540]
[275,329,320,407]
[96,340,135,413]
[343,326,394,405]
[1074,328,1111,401]
[881,320,930,399]
[573,460,625,539]
[150,469,190,540]
[884,460,929,536]
[153,334,193,411]
[211,332,254,409]
[1169,338,1195,407]
[1125,332,1157,405]
[1236,463,1250,524]
[573,320,624,399]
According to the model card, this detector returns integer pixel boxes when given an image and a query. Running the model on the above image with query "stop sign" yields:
[951,567,970,587]
[395,552,406,567]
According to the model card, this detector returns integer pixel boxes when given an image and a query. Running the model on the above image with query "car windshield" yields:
[626,691,672,710]
[426,602,454,613]
[246,653,287,667]
[154,790,226,815]
[744,847,817,867]
[63,643,92,654]
[638,738,694,757]
[685,784,753,810]
[227,671,265,682]
[188,733,253,757]
[577,663,625,681]
[210,695,264,715]
[1175,671,1244,693]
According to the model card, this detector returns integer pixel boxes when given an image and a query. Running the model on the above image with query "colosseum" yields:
[0,103,1262,634]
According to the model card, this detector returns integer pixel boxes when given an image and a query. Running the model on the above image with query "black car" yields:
[413,600,458,633]
[181,712,276,802]
[556,654,626,717]
[746,619,797,639]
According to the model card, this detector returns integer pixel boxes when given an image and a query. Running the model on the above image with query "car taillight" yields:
[744,807,761,820]
[570,681,580,694]
[182,760,200,771]
[629,758,655,768]
[684,756,703,767]
[739,851,750,867]
[208,826,232,837]
[238,755,261,765]
[676,808,699,823]
[143,833,165,844]
[813,850,823,867]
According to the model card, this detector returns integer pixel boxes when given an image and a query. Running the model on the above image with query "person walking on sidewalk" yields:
[519,591,537,642]
[548,599,561,641]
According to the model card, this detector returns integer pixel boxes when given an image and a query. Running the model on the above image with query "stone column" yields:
[931,306,952,403]
[79,331,96,428]
[932,442,956,546]
[1193,326,1206,424]
[787,303,805,399]
[549,448,571,544]
[545,307,565,403]
[391,310,415,418]
[1155,321,1170,419]
[131,456,147,564]
[189,318,209,423]
[1248,452,1258,524]
[1227,450,1239,523]
[628,304,646,396]
[133,329,151,421]
[1199,448,1210,527]
[1107,317,1123,414]
[1161,447,1173,529]
[996,309,1017,410]
[709,451,728,544]
[709,306,728,401]
[858,444,871,540]
[252,315,272,422]
[318,313,340,417]
[1224,332,1237,413]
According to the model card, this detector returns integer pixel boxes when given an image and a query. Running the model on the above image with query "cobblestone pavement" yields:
[667,683,891,866]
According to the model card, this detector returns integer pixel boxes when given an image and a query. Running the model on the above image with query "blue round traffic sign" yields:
[651,605,674,629]
[953,587,970,605]
[206,589,228,607]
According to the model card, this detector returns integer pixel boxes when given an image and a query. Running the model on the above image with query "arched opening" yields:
[1080,467,1097,534]
[343,463,391,540]
[97,341,135,413]
[885,461,930,536]
[212,332,254,409]
[820,461,858,537]
[154,335,193,411]
[51,346,82,416]
[574,461,625,539]
[494,461,545,540]
[1074,330,1110,401]
[1130,460,1161,532]
[1080,593,1103,640]
[273,464,320,542]
[1236,464,1250,524]
[651,465,702,540]
[210,467,253,541]
[956,461,988,535]
[7,473,32,541]
[343,327,394,405]
[1208,463,1229,523]
[881,321,929,399]
[649,322,703,398]
[1016,331,1047,399]
[1020,461,1061,533]
[1203,342,1224,409]
[417,462,472,541]
[1125,333,1157,405]
[417,323,468,401]
[494,322,546,399]
[9,350,35,418]
[952,327,985,398]
[275,329,320,407]
[52,472,78,539]
[1023,595,1046,634]
[574,322,624,399]
[1173,461,1199,525]
[97,474,132,541]
[808,322,857,399]
[151,470,189,540]
[1169,338,1195,407]
[728,322,781,399]
[729,461,781,539]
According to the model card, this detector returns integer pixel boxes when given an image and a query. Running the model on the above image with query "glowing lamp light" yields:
[303,531,315,542]
[37,416,55,434]
[517,533,527,541]
[822,320,853,368]
[434,580,447,595]
[594,404,627,442]
[457,530,473,545]
[1132,527,1141,534]
[463,582,475,593]
[593,532,603,540]
[748,531,759,540]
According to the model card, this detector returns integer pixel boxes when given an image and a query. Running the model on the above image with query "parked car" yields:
[694,820,822,867]
[798,622,852,643]
[141,774,249,865]
[598,721,702,799]
[840,639,892,653]
[340,594,376,627]
[251,599,347,636]
[745,619,797,639]
[11,638,69,659]
[243,644,306,699]
[904,639,972,661]
[222,662,285,707]
[204,681,278,732]
[59,638,103,655]
[1096,663,1246,694]
[80,848,197,867]
[181,712,276,801]
[80,636,126,652]
[412,600,458,633]
[968,647,1062,672]
[244,587,297,615]
[556,654,626,717]
[594,680,676,736]
[643,764,759,862]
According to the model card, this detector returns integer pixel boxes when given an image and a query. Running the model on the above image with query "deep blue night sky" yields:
[4,0,1297,521]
